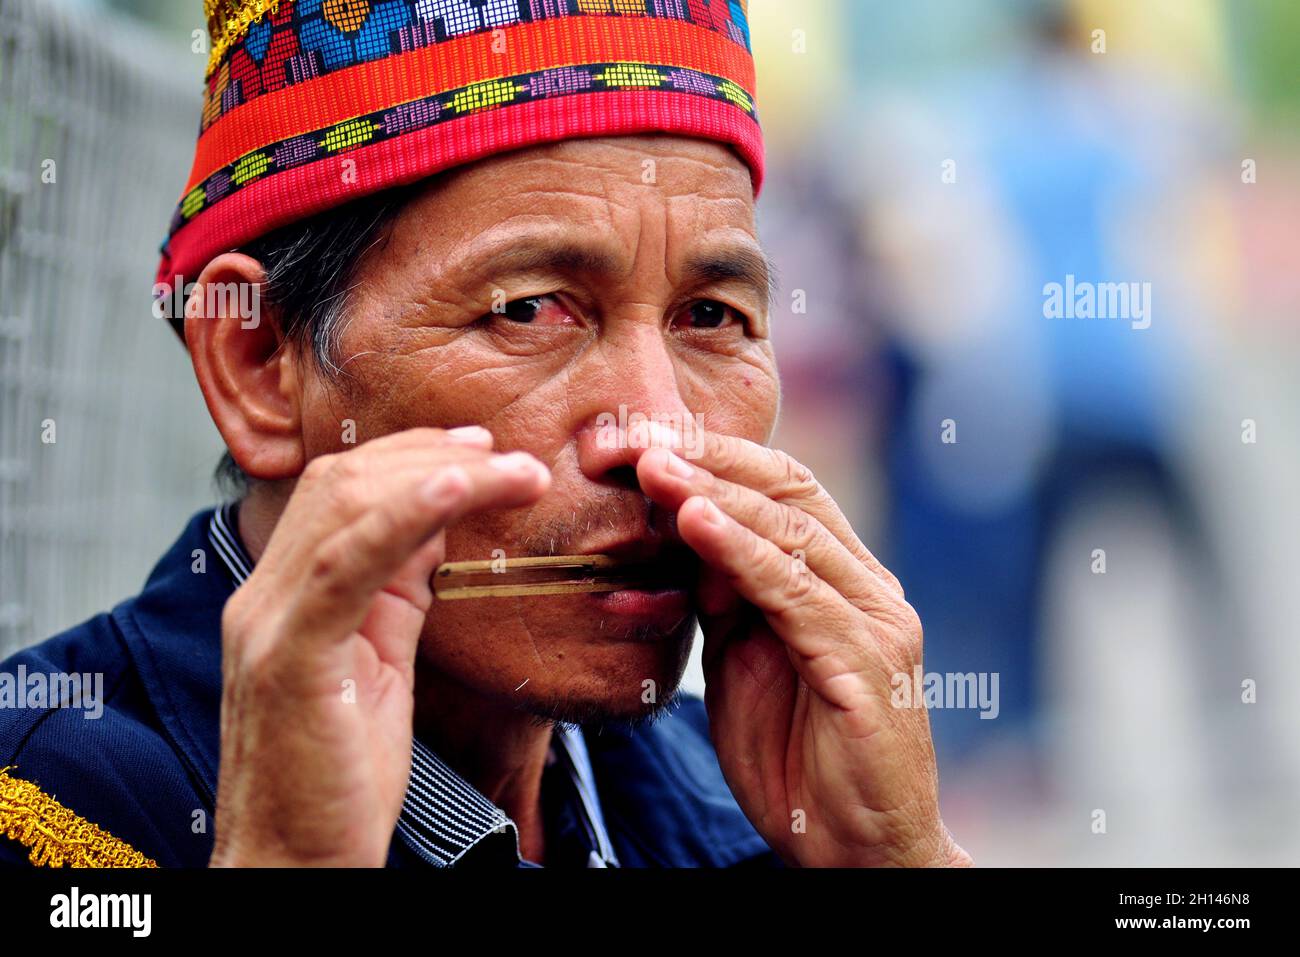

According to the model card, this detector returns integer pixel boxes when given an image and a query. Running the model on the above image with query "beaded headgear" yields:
[157,0,764,297]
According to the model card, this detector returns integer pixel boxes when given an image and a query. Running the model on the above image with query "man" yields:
[0,0,970,868]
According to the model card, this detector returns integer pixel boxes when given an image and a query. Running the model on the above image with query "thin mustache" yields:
[513,493,674,558]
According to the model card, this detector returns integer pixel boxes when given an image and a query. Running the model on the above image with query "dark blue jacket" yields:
[0,508,777,868]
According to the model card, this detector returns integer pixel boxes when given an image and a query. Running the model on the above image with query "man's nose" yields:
[574,326,693,490]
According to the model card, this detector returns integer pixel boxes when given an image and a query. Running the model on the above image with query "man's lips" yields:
[432,540,698,600]
[588,583,693,623]
[572,539,698,623]
[571,538,698,588]
[577,538,702,629]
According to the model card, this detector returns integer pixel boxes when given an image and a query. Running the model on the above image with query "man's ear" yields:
[185,253,306,481]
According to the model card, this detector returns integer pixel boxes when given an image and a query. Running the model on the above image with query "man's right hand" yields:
[208,427,550,867]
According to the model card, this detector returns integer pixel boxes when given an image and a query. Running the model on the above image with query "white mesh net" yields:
[0,0,223,658]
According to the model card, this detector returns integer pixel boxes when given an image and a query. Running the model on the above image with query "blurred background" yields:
[1,0,1297,865]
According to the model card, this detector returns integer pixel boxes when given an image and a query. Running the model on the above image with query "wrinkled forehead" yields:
[353,136,769,304]
[432,135,751,217]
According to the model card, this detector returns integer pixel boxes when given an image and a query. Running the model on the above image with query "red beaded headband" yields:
[157,0,764,295]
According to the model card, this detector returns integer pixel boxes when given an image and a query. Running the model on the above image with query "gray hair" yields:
[211,183,421,498]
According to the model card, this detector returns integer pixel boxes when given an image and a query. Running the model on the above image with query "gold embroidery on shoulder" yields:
[0,767,159,868]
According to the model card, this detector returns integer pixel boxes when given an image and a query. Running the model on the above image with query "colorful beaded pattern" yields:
[171,60,754,237]
[202,0,752,129]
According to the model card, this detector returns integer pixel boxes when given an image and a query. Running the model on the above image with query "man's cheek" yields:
[443,510,520,564]
[429,362,576,443]
[701,376,780,446]
[674,349,778,437]
[298,390,374,456]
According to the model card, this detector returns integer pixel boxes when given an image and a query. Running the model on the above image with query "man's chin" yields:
[517,684,687,732]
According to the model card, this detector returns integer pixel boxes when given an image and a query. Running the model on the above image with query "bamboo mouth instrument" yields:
[433,554,685,600]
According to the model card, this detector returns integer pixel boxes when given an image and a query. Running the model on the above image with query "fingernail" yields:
[700,498,726,526]
[489,451,542,475]
[446,425,492,444]
[663,450,693,479]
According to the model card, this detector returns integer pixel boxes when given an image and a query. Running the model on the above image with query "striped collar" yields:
[207,501,619,868]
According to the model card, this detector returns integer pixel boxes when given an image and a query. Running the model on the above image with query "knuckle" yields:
[780,505,815,548]
[368,499,409,543]
[883,599,924,654]
[854,545,906,600]
[710,436,743,475]
[329,451,368,485]
[320,483,357,520]
[783,552,818,603]
[324,469,375,516]
[774,449,820,497]
[220,593,249,642]
[424,462,472,501]
[300,453,336,483]
[855,588,923,662]
[305,540,352,600]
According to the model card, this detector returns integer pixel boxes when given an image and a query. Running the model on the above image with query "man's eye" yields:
[678,300,742,330]
[496,294,576,326]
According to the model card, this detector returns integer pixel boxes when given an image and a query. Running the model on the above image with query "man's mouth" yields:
[575,539,698,624]
[432,540,697,601]
[577,537,696,579]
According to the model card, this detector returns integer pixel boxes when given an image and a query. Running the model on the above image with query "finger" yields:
[637,447,877,605]
[284,453,550,643]
[632,424,904,599]
[675,494,863,671]
[696,560,742,619]
[261,434,505,575]
[358,529,447,673]
[330,424,496,454]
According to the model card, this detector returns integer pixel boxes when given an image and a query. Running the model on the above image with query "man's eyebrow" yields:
[682,247,778,308]
[460,241,620,281]
[451,237,778,307]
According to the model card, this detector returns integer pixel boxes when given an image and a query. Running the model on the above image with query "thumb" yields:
[358,529,446,670]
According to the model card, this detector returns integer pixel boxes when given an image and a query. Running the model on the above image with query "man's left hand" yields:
[632,426,973,868]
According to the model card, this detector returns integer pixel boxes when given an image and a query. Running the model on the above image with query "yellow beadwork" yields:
[204,0,283,79]
[598,62,666,88]
[0,767,158,868]
[323,0,371,34]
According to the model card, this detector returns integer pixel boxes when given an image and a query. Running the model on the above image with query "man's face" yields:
[295,135,779,723]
